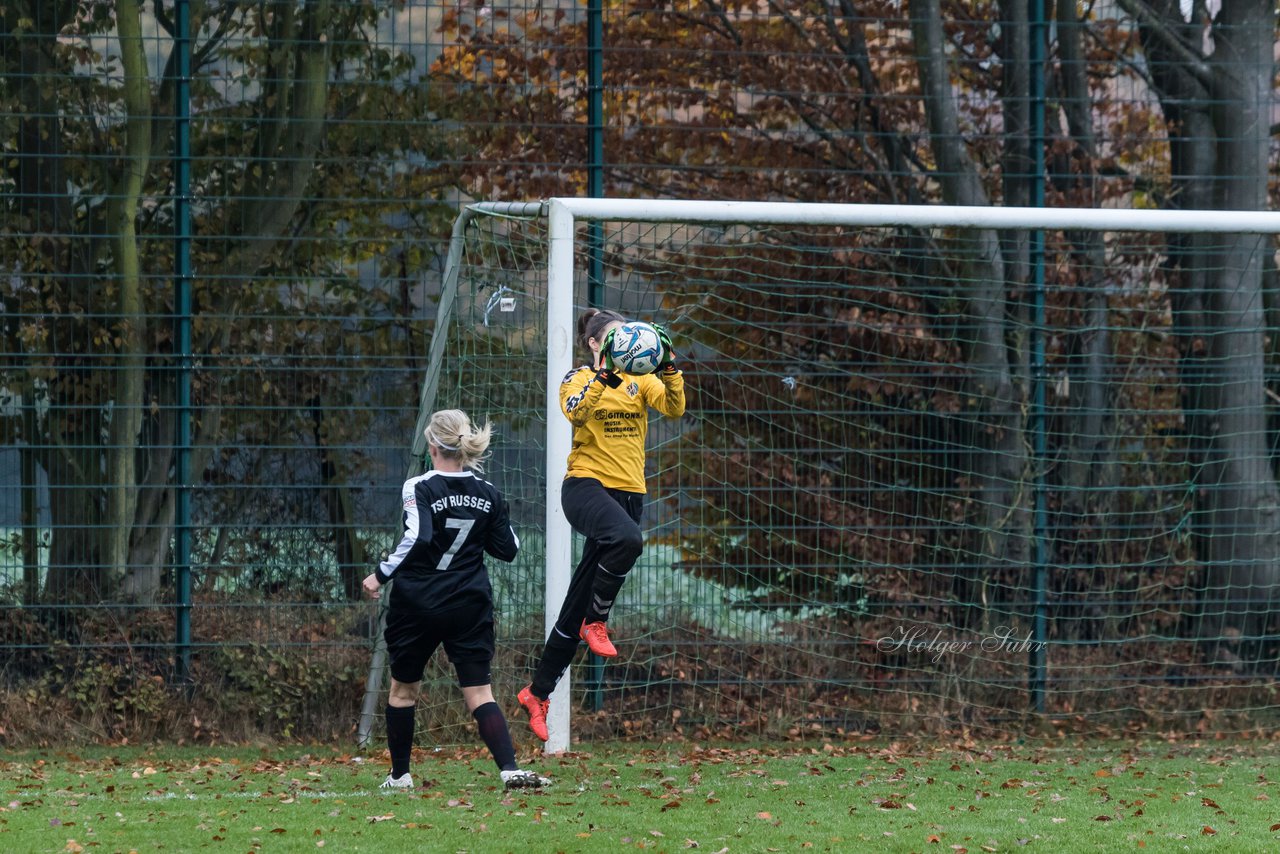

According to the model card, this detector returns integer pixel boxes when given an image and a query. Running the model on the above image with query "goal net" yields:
[379,199,1280,749]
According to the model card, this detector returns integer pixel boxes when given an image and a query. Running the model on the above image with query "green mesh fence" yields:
[1,0,1277,744]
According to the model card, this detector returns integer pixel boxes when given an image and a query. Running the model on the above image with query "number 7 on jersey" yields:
[435,518,476,570]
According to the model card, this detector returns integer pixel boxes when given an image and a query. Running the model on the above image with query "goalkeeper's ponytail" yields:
[425,409,493,473]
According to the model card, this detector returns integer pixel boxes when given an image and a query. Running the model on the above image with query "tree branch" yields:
[1112,0,1213,87]
[153,0,173,36]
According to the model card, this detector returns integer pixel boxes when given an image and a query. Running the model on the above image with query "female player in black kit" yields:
[363,409,549,790]
[517,308,685,741]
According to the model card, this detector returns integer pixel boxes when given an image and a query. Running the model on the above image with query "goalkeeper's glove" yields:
[598,327,617,370]
[595,327,622,387]
[651,322,678,373]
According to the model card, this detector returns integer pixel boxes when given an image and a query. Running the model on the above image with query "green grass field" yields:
[4,740,1279,853]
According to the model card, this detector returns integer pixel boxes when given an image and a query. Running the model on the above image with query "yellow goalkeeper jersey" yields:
[559,366,686,493]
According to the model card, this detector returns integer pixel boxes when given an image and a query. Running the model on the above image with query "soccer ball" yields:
[609,321,663,375]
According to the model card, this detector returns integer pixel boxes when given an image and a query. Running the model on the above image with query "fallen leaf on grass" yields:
[1201,826,1216,835]
[366,814,395,823]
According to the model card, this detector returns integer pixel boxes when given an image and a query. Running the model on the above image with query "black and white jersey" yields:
[375,469,520,613]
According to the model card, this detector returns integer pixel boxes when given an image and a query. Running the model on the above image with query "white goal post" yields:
[360,198,1280,753]
[535,198,1280,752]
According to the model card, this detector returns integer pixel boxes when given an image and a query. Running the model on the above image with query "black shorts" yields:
[384,599,495,688]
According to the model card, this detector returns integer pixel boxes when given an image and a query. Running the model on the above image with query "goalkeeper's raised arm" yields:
[518,308,686,742]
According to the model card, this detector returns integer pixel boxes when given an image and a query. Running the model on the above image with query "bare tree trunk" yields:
[910,0,1031,627]
[102,0,153,594]
[11,0,341,609]
[1194,0,1280,658]
[42,406,104,604]
[225,0,333,281]
[997,0,1031,297]
[121,0,335,601]
[120,409,176,602]
[1049,0,1119,638]
[311,400,368,600]
[20,402,41,604]
[1127,0,1280,662]
[9,0,91,606]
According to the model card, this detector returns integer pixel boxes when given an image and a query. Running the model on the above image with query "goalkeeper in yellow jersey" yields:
[518,308,686,741]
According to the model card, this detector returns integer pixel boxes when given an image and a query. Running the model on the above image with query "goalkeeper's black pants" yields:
[529,476,643,698]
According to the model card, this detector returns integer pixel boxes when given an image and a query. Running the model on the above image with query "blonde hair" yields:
[424,409,493,472]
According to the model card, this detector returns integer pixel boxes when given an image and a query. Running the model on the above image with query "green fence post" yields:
[1029,0,1049,715]
[585,0,606,712]
[173,0,194,684]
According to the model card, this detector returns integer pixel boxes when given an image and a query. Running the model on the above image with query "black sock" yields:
[385,704,415,778]
[531,629,580,698]
[472,701,518,772]
[583,564,628,624]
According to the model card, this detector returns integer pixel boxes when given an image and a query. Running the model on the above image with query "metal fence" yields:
[2,0,1278,743]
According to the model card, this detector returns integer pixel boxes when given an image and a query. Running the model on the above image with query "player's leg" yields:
[520,546,593,738]
[563,479,643,636]
[381,610,436,789]
[525,491,609,703]
[449,610,548,788]
[519,478,641,735]
[447,605,517,772]
[459,679,518,772]
[459,681,548,788]
[384,677,420,786]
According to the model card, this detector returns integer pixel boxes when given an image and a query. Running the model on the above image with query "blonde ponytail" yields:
[424,409,493,472]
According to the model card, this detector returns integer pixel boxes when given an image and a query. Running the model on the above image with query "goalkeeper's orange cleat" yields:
[579,620,618,658]
[517,684,549,741]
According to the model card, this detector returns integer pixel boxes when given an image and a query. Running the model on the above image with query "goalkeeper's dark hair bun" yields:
[578,308,626,355]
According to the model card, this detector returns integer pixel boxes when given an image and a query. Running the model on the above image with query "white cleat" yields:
[379,772,414,790]
[501,769,550,790]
